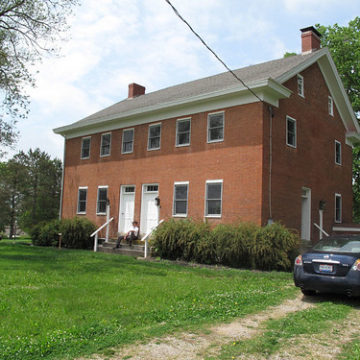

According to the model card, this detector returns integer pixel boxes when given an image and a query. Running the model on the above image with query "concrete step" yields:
[98,241,145,257]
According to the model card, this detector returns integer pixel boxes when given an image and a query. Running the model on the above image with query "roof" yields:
[54,48,360,143]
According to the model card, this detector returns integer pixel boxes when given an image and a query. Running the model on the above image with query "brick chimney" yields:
[128,83,145,98]
[301,26,321,54]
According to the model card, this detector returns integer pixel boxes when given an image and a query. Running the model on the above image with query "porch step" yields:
[98,240,145,257]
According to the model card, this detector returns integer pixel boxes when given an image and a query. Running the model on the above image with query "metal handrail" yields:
[314,222,329,237]
[91,217,114,252]
[141,219,164,258]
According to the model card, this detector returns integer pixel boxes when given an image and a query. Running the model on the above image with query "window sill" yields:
[207,139,224,144]
[173,214,187,218]
[205,215,222,218]
[96,213,106,216]
[77,212,86,215]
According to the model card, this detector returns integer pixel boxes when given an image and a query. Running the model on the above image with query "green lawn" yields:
[0,242,296,360]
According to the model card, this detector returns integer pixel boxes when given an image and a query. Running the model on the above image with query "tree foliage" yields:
[0,0,78,150]
[0,148,62,236]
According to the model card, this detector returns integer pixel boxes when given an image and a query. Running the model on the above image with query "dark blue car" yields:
[294,235,360,297]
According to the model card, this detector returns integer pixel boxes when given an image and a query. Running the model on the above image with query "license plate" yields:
[319,264,333,273]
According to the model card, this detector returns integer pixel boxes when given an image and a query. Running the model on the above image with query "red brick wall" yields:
[62,103,265,237]
[262,63,353,241]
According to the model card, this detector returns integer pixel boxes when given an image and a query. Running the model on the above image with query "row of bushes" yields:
[30,217,96,249]
[151,219,300,271]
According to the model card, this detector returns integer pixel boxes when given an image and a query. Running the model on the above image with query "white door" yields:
[301,187,311,241]
[118,185,135,234]
[140,184,159,234]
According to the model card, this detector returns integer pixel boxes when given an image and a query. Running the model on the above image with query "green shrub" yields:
[60,217,96,249]
[31,220,61,247]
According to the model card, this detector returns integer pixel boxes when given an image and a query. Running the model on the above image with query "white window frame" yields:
[176,118,191,147]
[77,187,88,214]
[207,111,225,143]
[205,180,223,218]
[328,96,334,116]
[100,132,111,157]
[147,123,161,151]
[297,74,304,97]
[173,181,189,217]
[286,116,297,148]
[122,128,134,154]
[80,137,91,160]
[96,186,108,215]
[335,140,342,165]
[335,193,342,223]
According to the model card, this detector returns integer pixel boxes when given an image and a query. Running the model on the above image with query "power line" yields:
[164,0,264,103]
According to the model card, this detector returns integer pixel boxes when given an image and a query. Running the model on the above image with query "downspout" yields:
[268,105,274,225]
[59,137,66,220]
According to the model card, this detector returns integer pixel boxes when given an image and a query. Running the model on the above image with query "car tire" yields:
[301,289,316,296]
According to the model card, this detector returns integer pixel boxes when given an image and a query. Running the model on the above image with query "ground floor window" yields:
[335,193,342,223]
[77,187,88,214]
[173,182,189,216]
[205,180,223,217]
[97,186,108,214]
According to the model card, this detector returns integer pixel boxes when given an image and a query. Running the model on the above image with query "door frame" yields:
[140,183,159,234]
[118,185,136,234]
[301,187,311,241]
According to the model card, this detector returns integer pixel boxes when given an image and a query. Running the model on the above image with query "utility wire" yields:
[164,0,264,103]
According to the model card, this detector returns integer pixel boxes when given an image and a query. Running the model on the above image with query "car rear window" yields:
[313,237,360,253]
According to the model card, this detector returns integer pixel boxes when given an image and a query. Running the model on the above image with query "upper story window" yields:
[176,118,191,147]
[97,186,108,215]
[205,180,223,217]
[173,182,189,217]
[148,123,161,150]
[328,96,334,116]
[297,74,304,97]
[81,137,91,159]
[335,193,342,223]
[286,116,297,148]
[122,128,134,154]
[208,112,224,143]
[335,140,342,165]
[100,133,111,157]
[77,187,88,214]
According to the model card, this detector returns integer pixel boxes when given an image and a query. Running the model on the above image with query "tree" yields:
[0,0,79,152]
[317,18,360,222]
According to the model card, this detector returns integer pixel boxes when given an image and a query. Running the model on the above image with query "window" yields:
[173,182,189,216]
[335,193,342,223]
[208,112,224,143]
[205,180,223,217]
[297,74,304,97]
[286,116,297,148]
[176,118,191,146]
[97,186,108,214]
[81,137,91,159]
[335,140,342,165]
[100,133,111,157]
[77,187,88,214]
[328,96,334,116]
[122,128,134,154]
[148,124,161,150]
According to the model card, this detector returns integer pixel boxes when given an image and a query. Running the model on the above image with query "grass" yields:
[211,301,353,360]
[339,339,360,360]
[0,242,296,360]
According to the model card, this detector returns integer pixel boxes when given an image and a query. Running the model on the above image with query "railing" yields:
[141,219,164,258]
[314,223,329,237]
[91,217,114,252]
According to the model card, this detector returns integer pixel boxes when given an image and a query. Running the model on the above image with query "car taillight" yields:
[295,255,303,266]
[352,259,360,271]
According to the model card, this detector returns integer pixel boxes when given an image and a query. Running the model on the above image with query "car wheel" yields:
[301,289,316,296]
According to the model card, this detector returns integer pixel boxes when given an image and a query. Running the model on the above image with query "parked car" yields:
[294,235,360,297]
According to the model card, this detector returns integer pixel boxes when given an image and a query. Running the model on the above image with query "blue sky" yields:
[5,0,360,160]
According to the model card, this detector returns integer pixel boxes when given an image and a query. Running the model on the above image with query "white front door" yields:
[301,187,311,241]
[118,185,135,234]
[140,184,159,234]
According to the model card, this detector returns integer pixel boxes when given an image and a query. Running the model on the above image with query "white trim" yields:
[96,185,109,215]
[147,123,162,151]
[121,128,134,154]
[118,184,136,234]
[205,179,223,218]
[80,136,91,159]
[297,74,304,98]
[286,116,297,148]
[140,183,159,235]
[335,140,342,165]
[333,226,360,232]
[207,111,225,143]
[173,181,189,217]
[335,193,342,223]
[328,96,334,117]
[175,117,191,147]
[301,187,311,241]
[100,132,111,157]
[77,186,88,214]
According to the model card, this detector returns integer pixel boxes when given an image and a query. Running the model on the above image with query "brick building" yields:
[54,27,360,242]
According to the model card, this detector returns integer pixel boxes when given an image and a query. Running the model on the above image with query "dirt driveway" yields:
[79,293,360,360]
